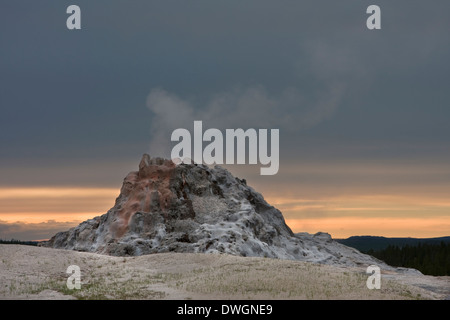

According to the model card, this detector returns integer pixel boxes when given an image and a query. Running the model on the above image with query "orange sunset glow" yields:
[1,185,449,240]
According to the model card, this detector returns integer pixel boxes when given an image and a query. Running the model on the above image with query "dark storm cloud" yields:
[1,1,450,185]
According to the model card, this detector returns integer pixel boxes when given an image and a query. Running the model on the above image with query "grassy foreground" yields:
[0,244,445,300]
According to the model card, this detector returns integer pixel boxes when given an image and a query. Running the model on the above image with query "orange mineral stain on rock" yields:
[110,155,177,238]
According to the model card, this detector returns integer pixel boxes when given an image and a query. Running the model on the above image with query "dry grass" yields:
[166,257,426,300]
[0,244,446,300]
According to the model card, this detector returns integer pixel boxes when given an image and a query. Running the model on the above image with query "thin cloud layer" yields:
[0,220,81,241]
[146,84,345,158]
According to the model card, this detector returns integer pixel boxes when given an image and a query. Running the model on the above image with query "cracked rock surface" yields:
[42,154,395,269]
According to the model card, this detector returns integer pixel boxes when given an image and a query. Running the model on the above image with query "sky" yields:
[1,1,450,240]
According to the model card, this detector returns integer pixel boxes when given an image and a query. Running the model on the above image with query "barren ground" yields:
[0,244,449,300]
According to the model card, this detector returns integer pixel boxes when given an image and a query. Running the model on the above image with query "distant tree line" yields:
[366,242,450,276]
[0,239,39,246]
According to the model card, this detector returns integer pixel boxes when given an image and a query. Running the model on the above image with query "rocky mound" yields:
[42,154,392,268]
